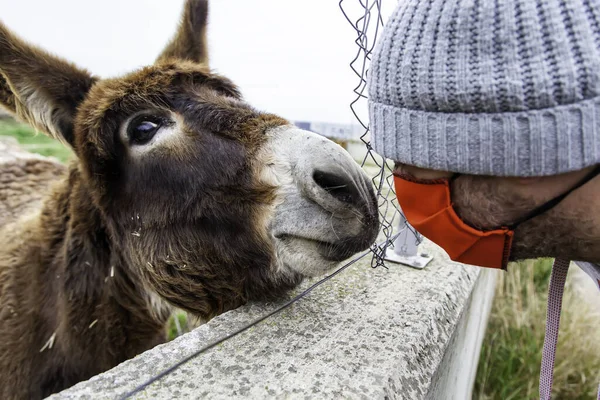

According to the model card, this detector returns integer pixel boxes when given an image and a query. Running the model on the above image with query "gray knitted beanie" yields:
[368,0,600,177]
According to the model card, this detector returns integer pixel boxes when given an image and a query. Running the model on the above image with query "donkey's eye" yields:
[127,116,164,145]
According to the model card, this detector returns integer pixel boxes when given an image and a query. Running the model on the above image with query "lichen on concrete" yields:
[48,238,493,400]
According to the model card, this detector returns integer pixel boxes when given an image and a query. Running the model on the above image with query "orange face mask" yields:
[393,166,600,270]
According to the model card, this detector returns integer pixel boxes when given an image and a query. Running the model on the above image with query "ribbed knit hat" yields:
[368,0,600,177]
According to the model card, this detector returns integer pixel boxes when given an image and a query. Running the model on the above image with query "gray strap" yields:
[539,258,600,400]
[539,258,570,400]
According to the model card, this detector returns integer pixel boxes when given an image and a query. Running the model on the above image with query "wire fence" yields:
[121,1,425,397]
[339,0,423,268]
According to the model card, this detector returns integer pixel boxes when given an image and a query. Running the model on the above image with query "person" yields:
[367,1,600,399]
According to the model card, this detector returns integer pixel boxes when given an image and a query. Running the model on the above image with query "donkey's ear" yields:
[156,0,209,65]
[0,22,96,148]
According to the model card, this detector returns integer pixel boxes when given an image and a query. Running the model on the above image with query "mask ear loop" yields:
[448,173,461,184]
[447,173,461,206]
[507,165,600,230]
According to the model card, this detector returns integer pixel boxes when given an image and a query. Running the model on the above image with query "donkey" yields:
[0,1,379,398]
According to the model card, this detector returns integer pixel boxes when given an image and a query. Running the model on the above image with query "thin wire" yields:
[119,248,371,399]
[339,0,421,269]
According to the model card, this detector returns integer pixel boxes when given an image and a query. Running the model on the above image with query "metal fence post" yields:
[384,208,433,269]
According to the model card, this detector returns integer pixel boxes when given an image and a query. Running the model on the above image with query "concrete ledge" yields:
[49,240,498,400]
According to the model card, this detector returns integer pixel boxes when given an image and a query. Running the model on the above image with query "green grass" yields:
[475,259,600,400]
[0,119,73,163]
[166,311,190,341]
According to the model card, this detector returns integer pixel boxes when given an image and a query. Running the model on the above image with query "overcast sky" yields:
[0,0,397,125]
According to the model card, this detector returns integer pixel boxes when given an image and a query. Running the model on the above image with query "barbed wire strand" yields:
[339,0,422,269]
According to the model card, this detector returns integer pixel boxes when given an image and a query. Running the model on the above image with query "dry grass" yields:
[475,259,600,400]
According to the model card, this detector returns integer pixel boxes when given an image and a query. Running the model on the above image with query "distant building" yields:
[293,121,364,142]
[293,121,378,165]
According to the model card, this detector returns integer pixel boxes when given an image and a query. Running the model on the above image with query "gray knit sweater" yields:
[368,0,600,177]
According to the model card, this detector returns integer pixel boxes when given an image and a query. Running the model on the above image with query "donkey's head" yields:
[0,0,378,315]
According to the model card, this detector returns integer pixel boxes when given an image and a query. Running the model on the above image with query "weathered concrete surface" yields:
[426,268,498,400]
[49,239,496,400]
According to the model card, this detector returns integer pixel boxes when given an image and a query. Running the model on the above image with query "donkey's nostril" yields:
[312,170,359,206]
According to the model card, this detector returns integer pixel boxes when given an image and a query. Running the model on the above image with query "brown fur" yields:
[0,1,372,398]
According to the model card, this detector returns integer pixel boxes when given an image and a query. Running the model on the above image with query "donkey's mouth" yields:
[275,234,366,262]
